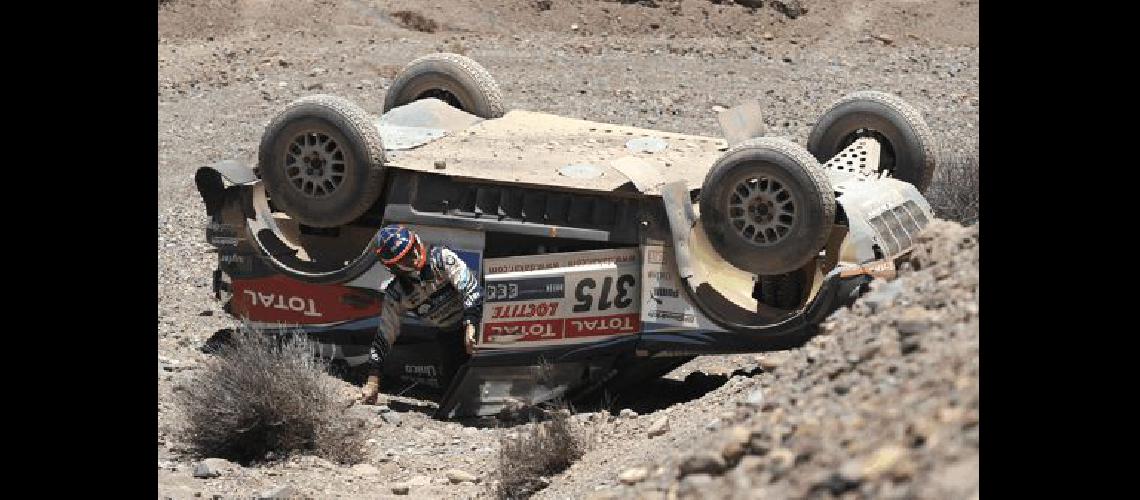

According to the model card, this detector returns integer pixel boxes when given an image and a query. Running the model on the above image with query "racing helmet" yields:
[374,224,426,276]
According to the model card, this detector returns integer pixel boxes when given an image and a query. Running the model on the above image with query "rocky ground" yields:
[158,1,978,498]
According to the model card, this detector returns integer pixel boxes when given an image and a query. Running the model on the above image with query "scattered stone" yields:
[744,389,765,407]
[863,279,903,313]
[391,483,410,495]
[351,463,380,476]
[620,408,638,419]
[192,463,218,479]
[434,160,446,170]
[257,485,296,499]
[678,451,727,476]
[721,426,751,463]
[408,475,432,486]
[619,467,649,485]
[648,416,670,437]
[381,412,402,426]
[896,307,934,336]
[875,33,895,45]
[571,24,579,31]
[768,447,796,471]
[192,458,237,479]
[863,445,913,479]
[445,469,477,484]
[735,0,764,8]
[771,0,807,19]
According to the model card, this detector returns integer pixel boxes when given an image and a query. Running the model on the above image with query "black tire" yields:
[755,270,806,309]
[258,94,387,228]
[383,53,505,118]
[700,137,835,276]
[806,91,937,193]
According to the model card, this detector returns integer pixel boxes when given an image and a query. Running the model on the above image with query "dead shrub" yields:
[927,147,980,225]
[391,10,439,33]
[174,323,365,465]
[492,400,593,499]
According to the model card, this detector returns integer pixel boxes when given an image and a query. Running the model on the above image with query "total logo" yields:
[243,290,323,317]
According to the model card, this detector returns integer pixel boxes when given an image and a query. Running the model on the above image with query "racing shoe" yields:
[359,371,383,405]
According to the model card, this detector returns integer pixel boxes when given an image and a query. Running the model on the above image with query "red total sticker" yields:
[230,275,381,324]
[565,313,640,337]
[482,319,564,343]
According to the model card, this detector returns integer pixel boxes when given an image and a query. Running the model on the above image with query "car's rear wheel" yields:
[383,53,506,118]
[258,94,387,228]
[806,91,937,193]
[700,137,835,276]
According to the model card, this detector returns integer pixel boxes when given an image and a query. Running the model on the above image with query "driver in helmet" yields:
[359,224,483,405]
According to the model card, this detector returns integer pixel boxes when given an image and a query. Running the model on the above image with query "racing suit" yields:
[367,245,483,373]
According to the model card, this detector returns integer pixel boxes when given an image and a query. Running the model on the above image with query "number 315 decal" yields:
[572,274,635,312]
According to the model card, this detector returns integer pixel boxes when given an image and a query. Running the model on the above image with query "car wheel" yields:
[257,94,387,228]
[700,137,835,276]
[383,53,506,118]
[807,91,938,193]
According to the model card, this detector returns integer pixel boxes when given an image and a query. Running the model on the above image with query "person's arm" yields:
[362,279,404,403]
[437,247,483,326]
[436,247,483,351]
[368,279,405,371]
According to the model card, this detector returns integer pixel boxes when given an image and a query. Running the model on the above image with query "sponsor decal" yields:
[485,277,566,303]
[481,248,641,346]
[490,302,560,319]
[483,318,564,343]
[404,364,438,378]
[230,275,381,324]
[243,290,323,317]
[566,313,639,337]
[209,236,242,246]
[647,309,696,323]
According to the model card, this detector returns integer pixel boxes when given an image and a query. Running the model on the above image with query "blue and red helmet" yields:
[374,224,426,273]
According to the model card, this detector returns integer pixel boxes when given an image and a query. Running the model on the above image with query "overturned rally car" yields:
[195,53,937,418]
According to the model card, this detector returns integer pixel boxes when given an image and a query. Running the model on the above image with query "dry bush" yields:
[174,324,365,465]
[492,405,589,499]
[927,148,980,226]
[391,10,439,33]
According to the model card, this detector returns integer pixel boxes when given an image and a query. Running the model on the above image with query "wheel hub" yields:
[284,132,347,199]
[727,175,797,246]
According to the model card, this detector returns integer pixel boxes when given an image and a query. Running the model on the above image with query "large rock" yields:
[192,458,238,478]
[619,467,649,485]
[678,451,727,476]
[446,468,478,484]
[648,416,670,437]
